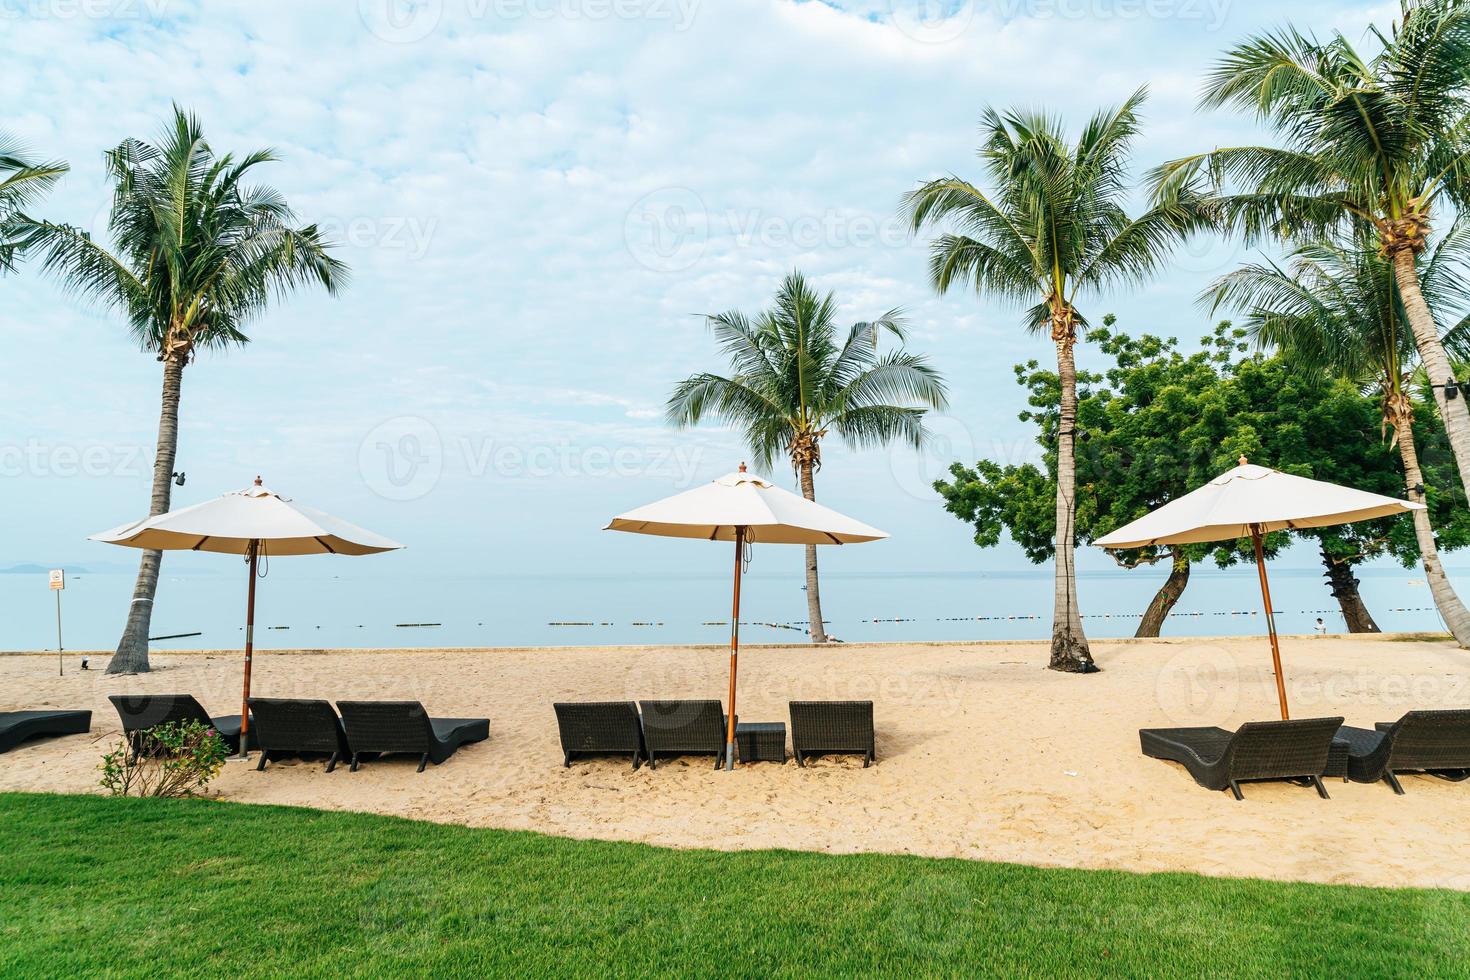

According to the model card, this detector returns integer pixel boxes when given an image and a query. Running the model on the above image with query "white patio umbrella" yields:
[1095,457,1424,719]
[606,464,888,769]
[91,478,403,753]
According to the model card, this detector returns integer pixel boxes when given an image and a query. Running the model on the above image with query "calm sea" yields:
[0,561,1455,653]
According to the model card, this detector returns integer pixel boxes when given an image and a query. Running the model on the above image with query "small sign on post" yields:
[49,569,64,676]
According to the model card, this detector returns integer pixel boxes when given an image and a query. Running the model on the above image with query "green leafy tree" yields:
[1154,0,1470,501]
[905,89,1210,672]
[1207,230,1470,642]
[935,321,1248,638]
[938,322,1462,636]
[16,107,347,673]
[668,272,947,642]
[0,135,67,272]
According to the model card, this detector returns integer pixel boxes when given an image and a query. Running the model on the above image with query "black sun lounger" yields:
[0,710,92,753]
[246,698,352,772]
[1140,717,1344,800]
[109,694,254,755]
[638,700,729,770]
[337,700,488,772]
[554,701,647,770]
[1338,709,1470,794]
[790,700,876,767]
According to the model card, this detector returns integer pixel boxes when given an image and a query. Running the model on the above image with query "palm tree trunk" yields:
[797,461,829,644]
[1390,248,1470,503]
[1394,412,1470,647]
[1135,547,1189,638]
[1319,546,1380,634]
[106,356,185,674]
[1050,337,1096,672]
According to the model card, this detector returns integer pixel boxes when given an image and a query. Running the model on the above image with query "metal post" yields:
[1252,525,1290,720]
[55,590,63,677]
[725,526,744,771]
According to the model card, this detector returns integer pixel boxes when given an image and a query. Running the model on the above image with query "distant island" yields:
[0,562,134,575]
[0,563,91,575]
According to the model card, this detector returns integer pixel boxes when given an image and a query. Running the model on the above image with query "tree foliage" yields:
[936,318,1466,631]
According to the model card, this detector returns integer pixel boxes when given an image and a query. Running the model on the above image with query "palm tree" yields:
[0,135,67,272]
[1154,0,1470,501]
[16,106,347,673]
[1207,229,1470,645]
[668,271,948,643]
[904,88,1209,673]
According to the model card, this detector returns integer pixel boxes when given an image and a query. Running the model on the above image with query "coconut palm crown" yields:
[667,270,948,643]
[14,106,347,673]
[903,86,1210,673]
[1153,0,1470,500]
[0,134,68,272]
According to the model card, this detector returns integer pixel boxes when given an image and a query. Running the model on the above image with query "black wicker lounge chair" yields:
[1139,717,1344,800]
[336,700,489,772]
[108,694,254,755]
[1339,709,1470,794]
[246,698,352,772]
[789,700,875,768]
[638,700,729,769]
[0,710,91,753]
[554,701,647,770]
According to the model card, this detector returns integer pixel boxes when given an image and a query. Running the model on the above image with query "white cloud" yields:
[2,0,1390,573]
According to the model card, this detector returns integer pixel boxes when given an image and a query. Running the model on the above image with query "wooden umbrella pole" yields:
[1251,526,1290,720]
[239,539,258,757]
[725,526,744,772]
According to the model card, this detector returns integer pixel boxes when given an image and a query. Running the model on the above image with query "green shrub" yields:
[98,720,227,798]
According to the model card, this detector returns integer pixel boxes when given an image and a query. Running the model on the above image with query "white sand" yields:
[3,635,1468,891]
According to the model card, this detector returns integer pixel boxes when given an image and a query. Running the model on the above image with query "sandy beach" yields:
[3,635,1467,892]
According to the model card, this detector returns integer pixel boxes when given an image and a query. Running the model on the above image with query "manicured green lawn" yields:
[1,793,1465,977]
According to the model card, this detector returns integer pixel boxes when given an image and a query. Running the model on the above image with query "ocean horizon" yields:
[4,560,1457,653]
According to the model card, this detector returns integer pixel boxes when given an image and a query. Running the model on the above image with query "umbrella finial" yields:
[1238,455,1249,467]
[254,475,262,486]
[738,462,747,473]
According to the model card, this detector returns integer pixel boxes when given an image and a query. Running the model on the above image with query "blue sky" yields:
[3,0,1398,582]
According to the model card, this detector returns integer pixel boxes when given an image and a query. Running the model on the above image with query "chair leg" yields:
[632,753,642,772]
[564,753,572,768]
[795,752,805,768]
[1385,771,1406,795]
[1430,769,1470,782]
[864,751,874,768]
[325,752,339,774]
[1228,780,1244,801]
[417,753,429,773]
[350,753,361,773]
[1312,775,1330,800]
[648,755,657,771]
[255,751,268,772]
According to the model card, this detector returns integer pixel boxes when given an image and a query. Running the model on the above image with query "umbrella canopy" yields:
[91,481,403,556]
[1095,458,1423,720]
[91,478,401,756]
[606,468,888,545]
[1095,461,1423,549]
[606,465,888,770]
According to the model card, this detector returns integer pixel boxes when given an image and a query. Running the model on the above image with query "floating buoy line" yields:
[184,605,1443,641]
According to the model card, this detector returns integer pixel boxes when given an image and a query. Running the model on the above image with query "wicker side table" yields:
[736,722,787,764]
